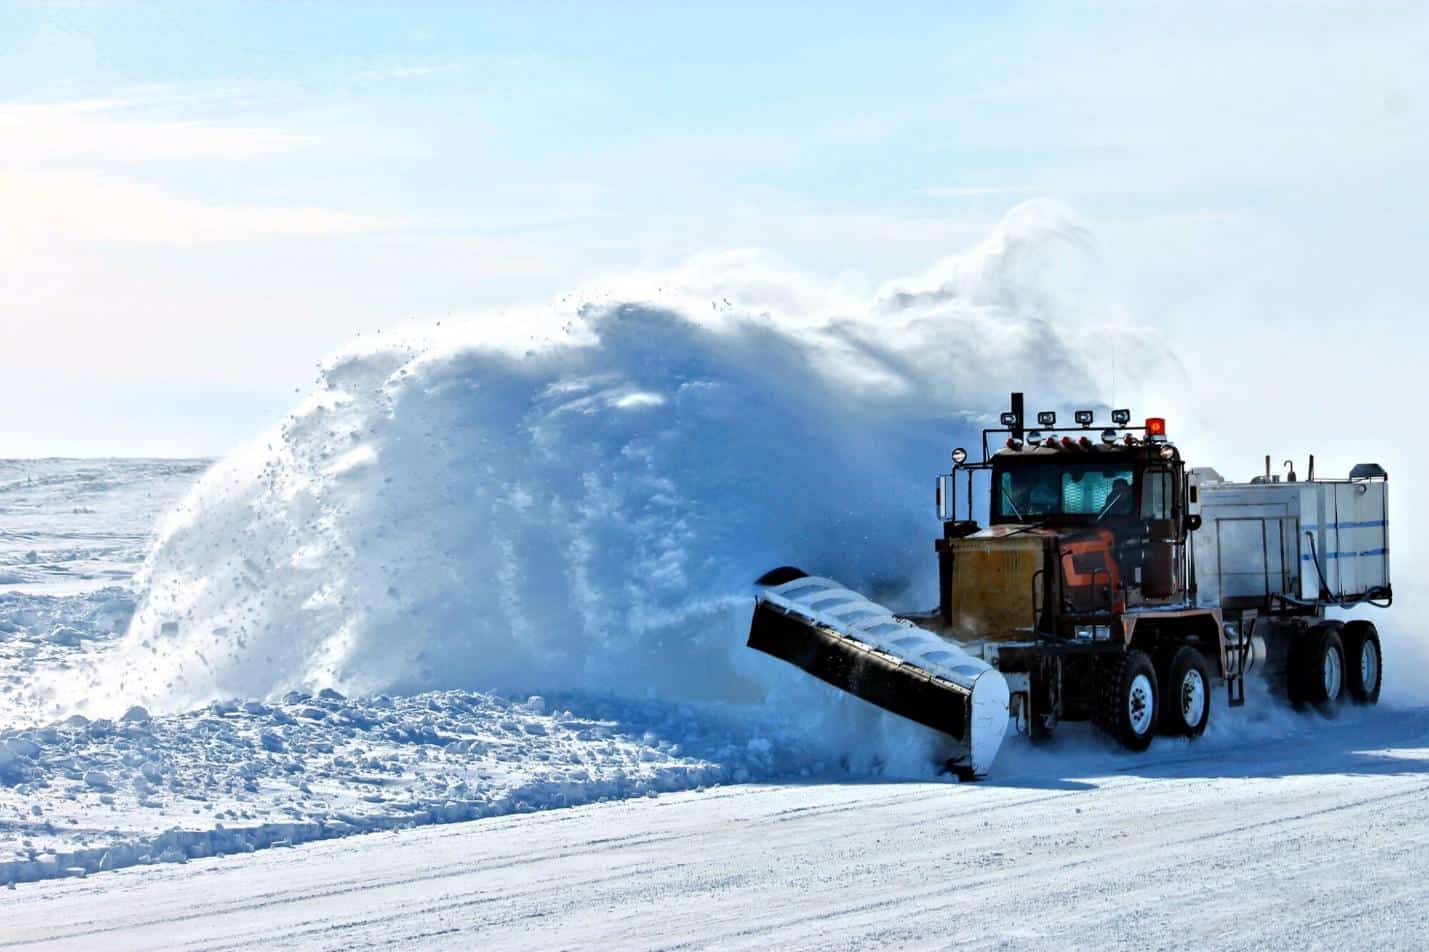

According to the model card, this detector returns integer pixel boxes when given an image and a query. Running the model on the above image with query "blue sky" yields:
[4,2,1427,460]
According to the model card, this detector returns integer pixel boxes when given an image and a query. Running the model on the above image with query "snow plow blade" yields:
[748,568,1010,778]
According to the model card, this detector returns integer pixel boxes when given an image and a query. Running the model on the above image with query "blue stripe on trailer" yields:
[1300,548,1389,561]
[1302,520,1387,532]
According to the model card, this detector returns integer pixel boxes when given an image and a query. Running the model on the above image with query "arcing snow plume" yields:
[88,202,1168,732]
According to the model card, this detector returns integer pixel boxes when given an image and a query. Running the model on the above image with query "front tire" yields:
[1291,624,1346,711]
[1161,646,1212,738]
[1343,620,1382,705]
[1096,650,1158,751]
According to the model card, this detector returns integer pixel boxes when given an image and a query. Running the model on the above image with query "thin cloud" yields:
[920,184,1042,198]
[353,63,466,82]
[0,169,393,245]
[0,99,316,162]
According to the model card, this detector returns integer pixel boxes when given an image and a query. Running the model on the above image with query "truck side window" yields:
[1140,468,1172,520]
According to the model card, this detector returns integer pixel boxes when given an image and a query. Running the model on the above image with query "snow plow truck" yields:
[748,393,1392,778]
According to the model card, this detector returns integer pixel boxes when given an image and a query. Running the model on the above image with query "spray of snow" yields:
[66,202,1178,768]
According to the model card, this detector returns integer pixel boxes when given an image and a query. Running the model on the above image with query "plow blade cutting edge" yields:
[748,570,1010,777]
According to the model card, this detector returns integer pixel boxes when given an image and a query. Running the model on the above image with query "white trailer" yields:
[1191,463,1389,609]
[1188,460,1389,708]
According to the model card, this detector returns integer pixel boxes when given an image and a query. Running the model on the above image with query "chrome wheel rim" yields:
[1324,645,1343,699]
[1128,672,1154,735]
[1361,639,1380,692]
[1181,667,1206,727]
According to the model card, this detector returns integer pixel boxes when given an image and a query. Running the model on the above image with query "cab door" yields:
[1139,466,1182,599]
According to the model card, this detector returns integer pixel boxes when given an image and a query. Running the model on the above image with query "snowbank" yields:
[0,687,817,885]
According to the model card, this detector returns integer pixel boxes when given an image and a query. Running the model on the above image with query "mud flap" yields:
[748,570,1010,777]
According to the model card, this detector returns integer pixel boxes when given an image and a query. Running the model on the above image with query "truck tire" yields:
[1291,624,1345,711]
[1342,620,1382,705]
[1095,650,1158,751]
[1160,646,1212,738]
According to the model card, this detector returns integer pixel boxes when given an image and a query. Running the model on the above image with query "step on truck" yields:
[748,393,1392,778]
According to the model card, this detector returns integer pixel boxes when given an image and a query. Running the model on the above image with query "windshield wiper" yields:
[1003,492,1026,521]
[1005,517,1055,537]
[1095,489,1128,522]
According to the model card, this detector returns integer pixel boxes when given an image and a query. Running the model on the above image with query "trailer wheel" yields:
[1160,646,1212,738]
[1096,650,1158,752]
[1343,620,1382,705]
[1292,624,1346,711]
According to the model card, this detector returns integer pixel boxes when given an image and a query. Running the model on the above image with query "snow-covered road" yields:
[7,708,1428,951]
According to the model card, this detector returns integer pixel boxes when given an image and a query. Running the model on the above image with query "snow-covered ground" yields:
[0,459,206,594]
[5,708,1429,950]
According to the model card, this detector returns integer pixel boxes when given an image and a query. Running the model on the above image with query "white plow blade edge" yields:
[752,575,1010,776]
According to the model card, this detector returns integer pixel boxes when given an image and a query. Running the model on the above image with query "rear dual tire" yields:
[1160,646,1212,738]
[1097,645,1212,751]
[1343,620,1383,705]
[1290,624,1346,712]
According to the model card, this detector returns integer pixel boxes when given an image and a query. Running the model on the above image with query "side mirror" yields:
[1185,514,1203,532]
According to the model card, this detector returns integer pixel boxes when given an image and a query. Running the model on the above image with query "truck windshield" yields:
[996,461,1136,520]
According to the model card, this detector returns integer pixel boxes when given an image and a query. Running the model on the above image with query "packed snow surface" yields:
[7,710,1429,950]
